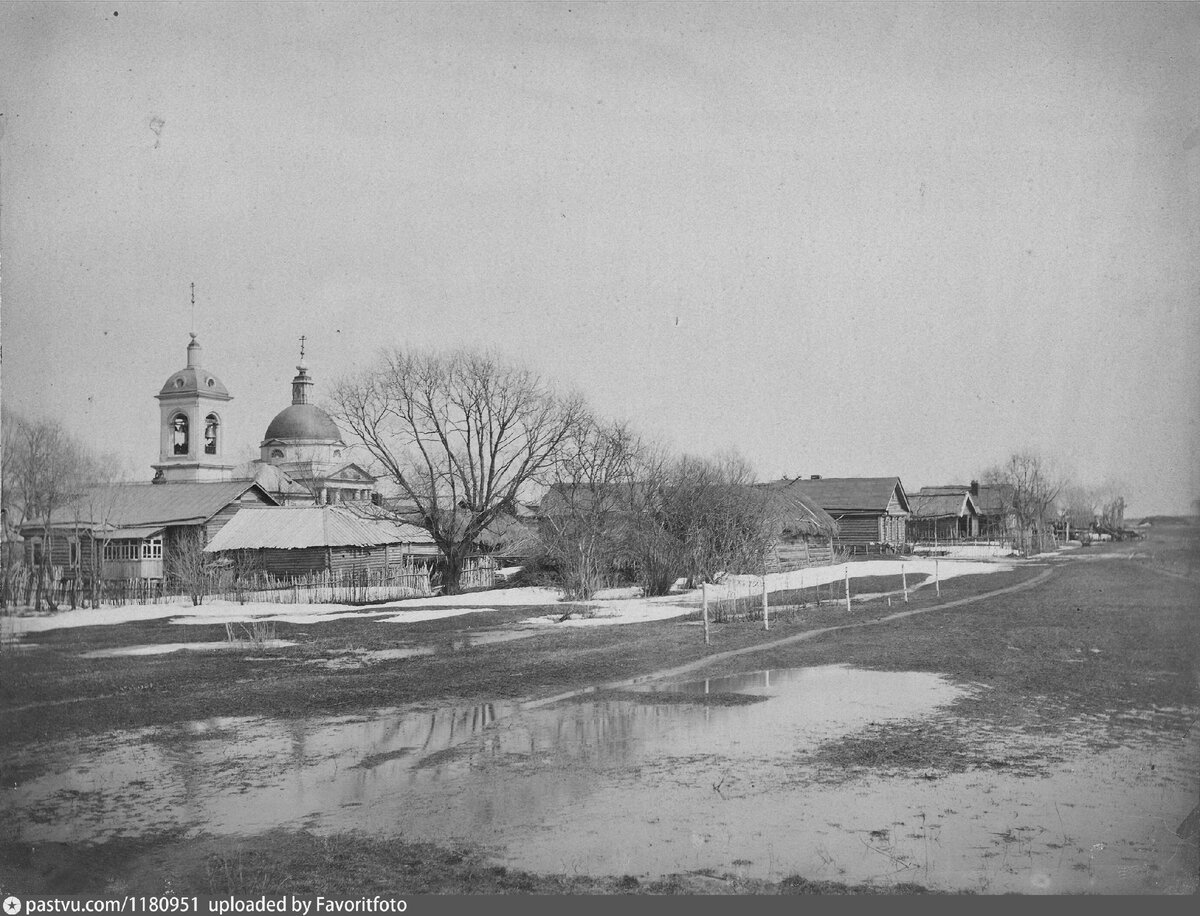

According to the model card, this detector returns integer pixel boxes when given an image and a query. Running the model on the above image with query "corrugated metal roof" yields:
[204,505,435,552]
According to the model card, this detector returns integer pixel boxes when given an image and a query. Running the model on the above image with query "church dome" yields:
[263,404,343,442]
[157,334,230,399]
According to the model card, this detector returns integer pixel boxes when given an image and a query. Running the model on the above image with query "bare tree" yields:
[1094,479,1127,533]
[2,414,95,610]
[540,415,647,600]
[657,450,772,588]
[166,527,213,606]
[1059,482,1098,537]
[330,347,584,593]
[984,450,1064,554]
[620,448,774,597]
[73,453,134,608]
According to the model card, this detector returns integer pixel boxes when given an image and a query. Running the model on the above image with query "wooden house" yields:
[202,503,438,580]
[19,480,278,586]
[909,488,981,542]
[777,476,911,552]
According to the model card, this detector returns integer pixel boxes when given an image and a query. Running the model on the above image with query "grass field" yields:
[1,531,1196,895]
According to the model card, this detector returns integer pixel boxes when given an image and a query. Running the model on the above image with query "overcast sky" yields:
[1,1,1197,515]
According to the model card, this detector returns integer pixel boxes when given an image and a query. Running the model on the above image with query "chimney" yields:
[970,480,980,496]
[810,474,822,480]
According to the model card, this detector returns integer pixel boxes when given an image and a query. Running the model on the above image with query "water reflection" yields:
[4,664,1195,893]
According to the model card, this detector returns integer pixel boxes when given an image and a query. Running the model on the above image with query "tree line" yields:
[3,345,1137,608]
[328,347,773,598]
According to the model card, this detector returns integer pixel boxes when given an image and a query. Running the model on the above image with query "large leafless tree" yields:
[330,348,583,592]
[984,450,1064,554]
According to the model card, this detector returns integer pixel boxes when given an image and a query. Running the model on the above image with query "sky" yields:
[1,1,1197,516]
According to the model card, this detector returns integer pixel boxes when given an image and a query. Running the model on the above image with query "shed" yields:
[203,504,437,579]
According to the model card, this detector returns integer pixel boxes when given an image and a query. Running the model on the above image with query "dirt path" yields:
[525,564,1057,709]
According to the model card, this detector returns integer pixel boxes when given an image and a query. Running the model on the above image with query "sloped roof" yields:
[772,477,910,514]
[27,480,278,531]
[232,462,315,500]
[917,483,1013,514]
[909,492,979,519]
[756,483,840,537]
[204,505,433,552]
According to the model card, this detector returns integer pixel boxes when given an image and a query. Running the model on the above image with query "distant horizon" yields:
[2,2,1197,518]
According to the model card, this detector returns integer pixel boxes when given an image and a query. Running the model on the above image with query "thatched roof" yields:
[909,492,979,519]
[756,483,840,537]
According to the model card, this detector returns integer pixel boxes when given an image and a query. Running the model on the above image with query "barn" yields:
[778,476,911,553]
[202,503,438,580]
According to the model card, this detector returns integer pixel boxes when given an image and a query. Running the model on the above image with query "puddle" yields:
[4,665,1195,893]
[80,640,297,658]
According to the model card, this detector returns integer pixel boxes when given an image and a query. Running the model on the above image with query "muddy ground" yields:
[1,533,1197,895]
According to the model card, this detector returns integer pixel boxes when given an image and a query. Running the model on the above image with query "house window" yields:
[69,539,80,566]
[204,414,219,455]
[171,413,189,455]
[30,539,43,566]
[105,539,154,562]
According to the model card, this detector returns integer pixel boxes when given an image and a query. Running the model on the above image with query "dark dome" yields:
[263,404,343,442]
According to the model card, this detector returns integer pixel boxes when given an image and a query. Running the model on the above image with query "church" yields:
[151,332,378,505]
[20,333,391,590]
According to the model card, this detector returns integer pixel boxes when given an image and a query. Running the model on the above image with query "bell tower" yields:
[152,332,235,483]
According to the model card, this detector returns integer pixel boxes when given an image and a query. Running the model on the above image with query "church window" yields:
[333,450,341,458]
[174,377,185,388]
[204,414,219,455]
[171,414,189,455]
[270,449,284,459]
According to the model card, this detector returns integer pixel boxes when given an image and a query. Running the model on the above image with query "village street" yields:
[1,533,1196,895]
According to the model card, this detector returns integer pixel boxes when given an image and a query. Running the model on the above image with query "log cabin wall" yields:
[328,543,410,576]
[834,514,880,546]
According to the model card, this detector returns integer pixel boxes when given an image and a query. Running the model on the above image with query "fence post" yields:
[702,582,710,646]
[902,563,908,603]
[844,564,851,612]
[762,575,769,631]
[935,559,941,597]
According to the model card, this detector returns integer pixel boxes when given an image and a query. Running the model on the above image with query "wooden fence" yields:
[0,562,433,609]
